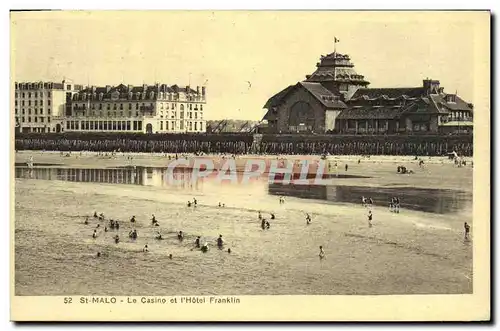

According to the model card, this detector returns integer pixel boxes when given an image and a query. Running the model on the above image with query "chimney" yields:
[438,87,444,94]
[143,84,147,91]
[128,84,133,91]
[186,85,190,93]
[423,79,440,94]
[106,85,111,93]
[202,86,206,96]
[196,86,200,94]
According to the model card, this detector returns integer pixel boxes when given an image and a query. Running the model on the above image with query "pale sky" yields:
[11,11,488,120]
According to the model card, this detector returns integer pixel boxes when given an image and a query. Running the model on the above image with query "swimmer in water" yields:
[96,224,100,229]
[201,242,209,253]
[104,226,108,232]
[261,219,266,230]
[265,221,271,229]
[218,202,221,207]
[270,213,275,220]
[84,217,89,225]
[177,231,184,241]
[93,211,98,218]
[115,221,120,230]
[195,236,201,248]
[227,248,231,254]
[92,230,97,239]
[193,198,197,206]
[130,216,136,223]
[169,254,173,259]
[319,246,325,260]
[155,232,163,240]
[96,252,101,258]
[143,245,149,253]
[114,235,120,244]
[258,211,262,220]
[187,201,192,207]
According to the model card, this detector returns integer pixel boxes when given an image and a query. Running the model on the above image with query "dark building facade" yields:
[262,49,474,134]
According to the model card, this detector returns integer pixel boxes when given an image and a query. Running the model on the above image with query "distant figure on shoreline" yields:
[319,246,325,260]
[270,213,275,220]
[201,242,209,253]
[177,231,184,241]
[306,213,312,225]
[464,222,471,241]
[143,245,149,253]
[217,235,224,249]
[130,216,136,223]
[84,217,89,225]
[92,230,97,239]
[195,236,201,248]
[368,210,373,228]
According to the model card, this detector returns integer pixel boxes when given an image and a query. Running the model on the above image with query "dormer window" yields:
[446,95,456,103]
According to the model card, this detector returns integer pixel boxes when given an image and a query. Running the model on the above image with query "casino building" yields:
[262,49,474,134]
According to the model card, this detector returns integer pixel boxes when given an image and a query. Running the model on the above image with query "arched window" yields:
[289,101,316,132]
[180,104,184,110]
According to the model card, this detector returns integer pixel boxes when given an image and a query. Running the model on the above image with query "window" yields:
[48,100,51,106]
[90,121,94,130]
[135,112,139,117]
[138,121,142,131]
[166,121,169,130]
[114,104,117,110]
[15,108,18,114]
[195,122,198,130]
[40,108,43,115]
[40,117,44,123]
[195,112,198,119]
[189,121,192,130]
[22,93,25,98]
[126,121,131,130]
[34,92,38,98]
[189,112,192,119]
[15,100,17,106]
[35,109,38,115]
[180,104,184,110]
[29,109,32,115]
[107,104,110,110]
[171,121,175,129]
[22,100,25,106]
[99,121,103,130]
[66,121,70,129]
[180,121,184,130]
[136,103,139,110]
[48,109,51,115]
[129,103,132,110]
[120,111,123,117]
[32,117,36,123]
[28,100,31,106]
[28,92,31,98]
[67,85,71,90]
[47,117,51,123]
[22,109,25,115]
[160,121,163,130]
[117,121,122,130]
[15,92,18,98]
[99,104,102,110]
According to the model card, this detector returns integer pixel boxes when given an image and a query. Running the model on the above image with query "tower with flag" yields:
[334,37,340,52]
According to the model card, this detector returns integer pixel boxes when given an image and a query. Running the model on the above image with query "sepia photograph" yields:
[9,9,490,322]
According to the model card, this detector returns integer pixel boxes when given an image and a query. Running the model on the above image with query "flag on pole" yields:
[335,37,340,43]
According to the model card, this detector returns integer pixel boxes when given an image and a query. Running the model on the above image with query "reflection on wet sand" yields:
[16,166,471,215]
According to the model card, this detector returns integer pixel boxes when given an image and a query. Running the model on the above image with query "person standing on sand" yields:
[345,164,348,171]
[464,222,471,240]
[92,230,97,239]
[368,210,373,228]
[319,246,325,260]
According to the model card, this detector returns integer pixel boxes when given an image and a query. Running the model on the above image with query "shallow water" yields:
[14,163,473,296]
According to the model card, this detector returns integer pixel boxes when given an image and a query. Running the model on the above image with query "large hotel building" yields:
[14,81,207,134]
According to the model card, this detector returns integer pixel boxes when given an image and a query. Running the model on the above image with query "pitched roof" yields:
[430,94,473,112]
[351,87,425,99]
[263,85,295,109]
[299,82,347,109]
[336,106,405,120]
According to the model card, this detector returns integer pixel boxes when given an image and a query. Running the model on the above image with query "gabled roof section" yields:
[263,85,295,109]
[299,82,347,109]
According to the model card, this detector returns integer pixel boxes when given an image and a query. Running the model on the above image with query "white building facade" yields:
[14,80,82,133]
[66,83,207,134]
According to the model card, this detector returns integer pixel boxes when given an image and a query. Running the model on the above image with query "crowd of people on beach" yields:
[15,134,472,156]
[87,197,232,258]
